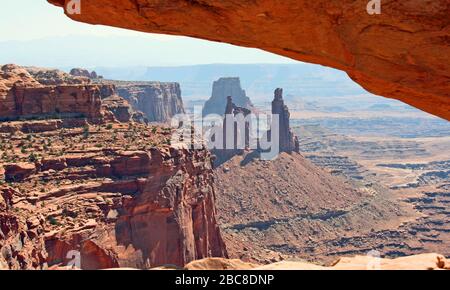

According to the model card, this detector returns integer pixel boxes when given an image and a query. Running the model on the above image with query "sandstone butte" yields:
[47,0,450,121]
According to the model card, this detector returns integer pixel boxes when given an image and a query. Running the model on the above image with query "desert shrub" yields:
[47,216,59,226]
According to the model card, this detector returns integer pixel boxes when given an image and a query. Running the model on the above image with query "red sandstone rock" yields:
[70,68,98,79]
[0,187,47,270]
[40,157,68,171]
[26,67,90,85]
[47,0,450,121]
[271,88,299,153]
[0,122,228,269]
[0,64,103,122]
[4,163,36,182]
[107,81,185,123]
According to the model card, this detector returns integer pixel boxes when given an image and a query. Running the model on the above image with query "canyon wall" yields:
[113,82,185,123]
[0,64,103,122]
[47,0,450,121]
[0,126,227,269]
[0,65,227,269]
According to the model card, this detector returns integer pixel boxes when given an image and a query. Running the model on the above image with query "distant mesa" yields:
[70,68,102,80]
[97,80,186,123]
[203,77,254,117]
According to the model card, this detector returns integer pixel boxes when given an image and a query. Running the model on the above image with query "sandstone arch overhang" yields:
[47,0,450,121]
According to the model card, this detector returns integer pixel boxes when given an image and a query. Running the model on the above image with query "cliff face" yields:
[114,82,185,123]
[0,65,149,124]
[0,122,227,269]
[47,0,450,121]
[271,89,299,153]
[0,65,227,269]
[203,78,254,117]
[0,187,47,270]
[0,65,103,122]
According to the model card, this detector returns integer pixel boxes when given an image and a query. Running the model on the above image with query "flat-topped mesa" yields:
[272,88,300,153]
[0,64,103,122]
[203,77,254,117]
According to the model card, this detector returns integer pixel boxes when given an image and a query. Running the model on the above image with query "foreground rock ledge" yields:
[47,0,450,121]
[183,254,450,270]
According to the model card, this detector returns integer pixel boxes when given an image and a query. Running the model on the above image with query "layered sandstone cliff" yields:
[0,122,227,269]
[0,65,150,125]
[0,64,103,122]
[116,82,185,123]
[271,88,299,153]
[47,0,450,121]
[0,66,226,269]
[96,81,185,123]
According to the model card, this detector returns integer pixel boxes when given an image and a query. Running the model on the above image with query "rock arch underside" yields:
[47,0,450,121]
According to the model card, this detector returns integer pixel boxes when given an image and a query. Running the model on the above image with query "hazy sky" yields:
[0,0,297,67]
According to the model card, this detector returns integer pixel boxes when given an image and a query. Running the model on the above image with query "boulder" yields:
[4,163,36,182]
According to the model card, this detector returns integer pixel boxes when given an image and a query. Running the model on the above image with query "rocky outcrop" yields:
[70,68,100,80]
[1,64,153,124]
[4,163,36,182]
[216,89,298,164]
[101,94,148,124]
[26,67,90,85]
[216,96,252,161]
[47,0,450,121]
[0,122,227,269]
[42,147,226,269]
[113,82,185,123]
[271,88,299,153]
[0,187,47,270]
[0,64,103,122]
[203,78,254,117]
